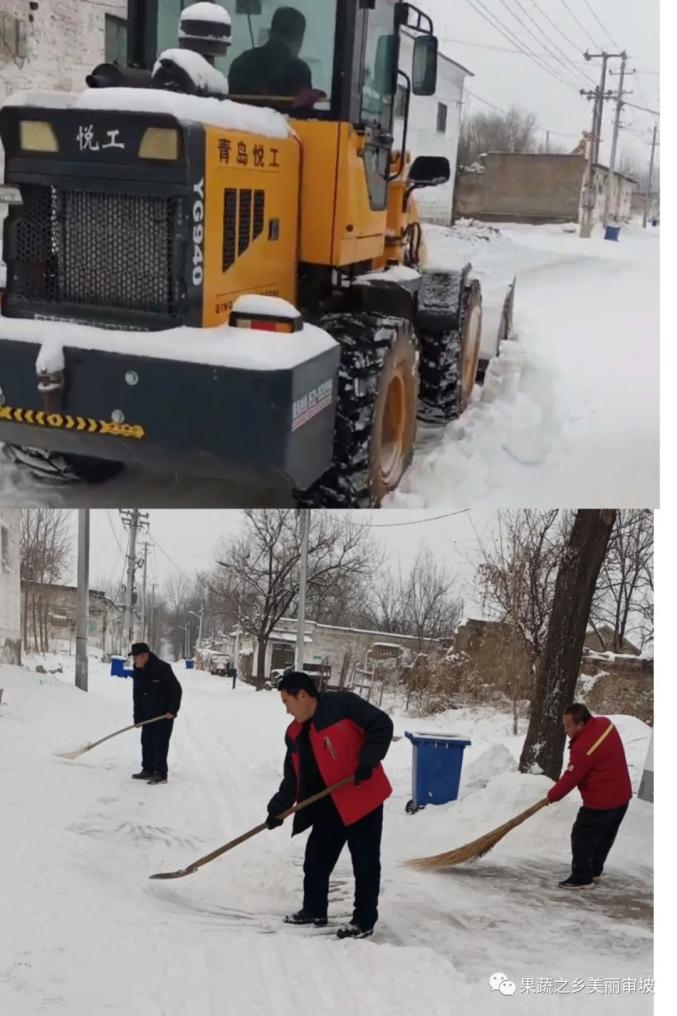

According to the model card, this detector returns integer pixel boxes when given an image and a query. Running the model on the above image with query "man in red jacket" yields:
[547,704,633,890]
[266,671,394,939]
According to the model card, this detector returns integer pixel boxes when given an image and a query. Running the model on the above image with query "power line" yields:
[559,0,601,49]
[528,0,592,61]
[349,510,471,529]
[624,100,660,117]
[582,0,622,51]
[467,89,577,139]
[500,0,592,87]
[463,0,582,92]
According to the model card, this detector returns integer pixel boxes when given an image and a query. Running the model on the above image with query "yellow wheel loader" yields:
[0,0,515,506]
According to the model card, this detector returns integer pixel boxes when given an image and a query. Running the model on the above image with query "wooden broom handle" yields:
[86,713,171,752]
[181,777,354,875]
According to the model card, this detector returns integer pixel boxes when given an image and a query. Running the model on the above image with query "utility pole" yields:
[545,130,550,154]
[603,53,628,226]
[580,50,624,237]
[75,509,90,692]
[643,124,659,228]
[150,583,157,648]
[120,510,149,647]
[140,540,149,642]
[295,509,310,672]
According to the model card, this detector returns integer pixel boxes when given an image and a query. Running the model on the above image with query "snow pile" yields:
[0,312,337,372]
[73,88,292,138]
[462,743,516,793]
[233,294,301,319]
[442,218,502,244]
[389,339,561,506]
[355,265,422,285]
[154,49,229,96]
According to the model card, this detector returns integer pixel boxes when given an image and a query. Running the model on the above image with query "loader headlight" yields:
[20,121,59,153]
[139,128,180,161]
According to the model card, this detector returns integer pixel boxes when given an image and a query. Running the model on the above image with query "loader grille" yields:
[9,184,181,319]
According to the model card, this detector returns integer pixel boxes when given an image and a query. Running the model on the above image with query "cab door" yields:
[358,0,398,212]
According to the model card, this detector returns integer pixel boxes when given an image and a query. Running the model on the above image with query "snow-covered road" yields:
[0,662,653,1015]
[0,219,659,509]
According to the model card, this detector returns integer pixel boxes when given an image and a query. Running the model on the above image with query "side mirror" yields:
[409,155,451,189]
[374,34,397,98]
[413,35,438,96]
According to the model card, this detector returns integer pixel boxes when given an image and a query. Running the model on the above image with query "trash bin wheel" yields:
[405,799,419,814]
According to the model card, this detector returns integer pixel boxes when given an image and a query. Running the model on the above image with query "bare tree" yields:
[210,510,377,688]
[20,510,73,653]
[589,510,653,652]
[519,510,617,779]
[475,510,570,660]
[459,106,539,167]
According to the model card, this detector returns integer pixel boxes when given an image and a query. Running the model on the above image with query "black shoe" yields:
[283,910,327,927]
[336,923,374,940]
[132,770,153,780]
[147,774,168,784]
[559,877,595,890]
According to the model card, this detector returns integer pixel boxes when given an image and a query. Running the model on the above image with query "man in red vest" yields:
[547,704,633,889]
[266,671,394,939]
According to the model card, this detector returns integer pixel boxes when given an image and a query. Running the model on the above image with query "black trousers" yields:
[141,719,174,778]
[571,803,629,881]
[303,803,383,930]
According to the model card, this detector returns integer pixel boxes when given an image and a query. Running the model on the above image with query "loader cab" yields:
[138,1,438,126]
[128,1,441,272]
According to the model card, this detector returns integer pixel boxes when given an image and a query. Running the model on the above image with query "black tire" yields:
[418,278,482,424]
[298,313,419,508]
[3,444,123,484]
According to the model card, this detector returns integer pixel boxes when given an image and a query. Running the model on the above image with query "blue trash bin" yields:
[404,731,472,813]
[185,659,195,670]
[604,225,621,242]
[110,656,133,678]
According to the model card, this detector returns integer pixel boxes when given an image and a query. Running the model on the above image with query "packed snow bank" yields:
[0,664,652,1014]
[0,313,337,372]
[393,220,659,508]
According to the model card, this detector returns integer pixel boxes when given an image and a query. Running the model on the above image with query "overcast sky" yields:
[57,509,499,620]
[423,0,659,168]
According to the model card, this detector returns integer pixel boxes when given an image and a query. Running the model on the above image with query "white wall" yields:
[0,509,21,660]
[589,166,636,224]
[1,0,125,200]
[396,39,468,225]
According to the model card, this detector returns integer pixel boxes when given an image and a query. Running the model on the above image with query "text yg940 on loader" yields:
[0,0,515,507]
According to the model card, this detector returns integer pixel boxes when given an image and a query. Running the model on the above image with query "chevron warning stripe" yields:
[0,405,145,440]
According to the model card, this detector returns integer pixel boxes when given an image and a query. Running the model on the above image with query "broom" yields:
[406,797,550,870]
[54,713,173,760]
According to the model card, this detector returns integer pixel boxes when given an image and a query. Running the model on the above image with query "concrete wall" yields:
[577,654,654,724]
[0,509,21,664]
[239,617,420,683]
[455,153,586,224]
[396,41,468,225]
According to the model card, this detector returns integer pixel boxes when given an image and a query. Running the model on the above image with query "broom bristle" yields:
[406,798,549,870]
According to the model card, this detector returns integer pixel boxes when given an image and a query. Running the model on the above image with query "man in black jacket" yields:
[131,643,182,785]
[228,7,313,104]
[266,672,394,939]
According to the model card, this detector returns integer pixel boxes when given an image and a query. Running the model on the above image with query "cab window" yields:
[361,0,397,129]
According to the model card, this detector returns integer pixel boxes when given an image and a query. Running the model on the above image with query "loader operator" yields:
[266,671,394,939]
[228,6,320,108]
[547,704,632,890]
[131,643,183,785]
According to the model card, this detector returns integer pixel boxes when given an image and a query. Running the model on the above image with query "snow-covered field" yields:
[0,660,653,1015]
[0,219,659,508]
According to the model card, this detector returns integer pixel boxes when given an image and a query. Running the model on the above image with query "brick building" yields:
[454,151,636,226]
[0,509,21,664]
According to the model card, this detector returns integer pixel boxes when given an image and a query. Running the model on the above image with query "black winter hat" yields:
[131,642,150,656]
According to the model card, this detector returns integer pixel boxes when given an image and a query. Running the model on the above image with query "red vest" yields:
[287,716,392,826]
[548,716,633,809]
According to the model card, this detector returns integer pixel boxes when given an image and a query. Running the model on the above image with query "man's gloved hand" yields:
[266,814,284,830]
[354,764,373,786]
